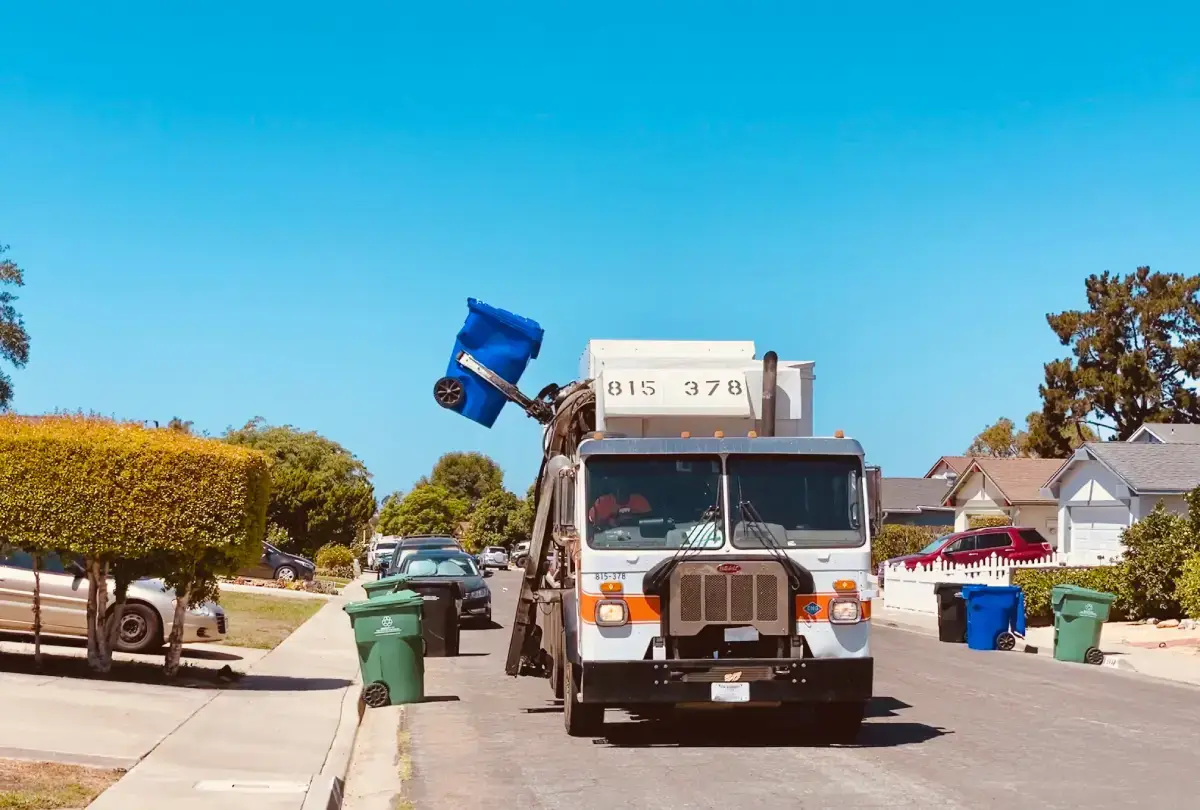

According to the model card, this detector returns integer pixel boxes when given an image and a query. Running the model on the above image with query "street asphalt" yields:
[402,569,1200,809]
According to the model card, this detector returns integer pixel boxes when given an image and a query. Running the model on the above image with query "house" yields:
[923,456,977,479]
[1041,442,1200,565]
[940,457,1064,540]
[881,478,955,527]
[1127,422,1200,444]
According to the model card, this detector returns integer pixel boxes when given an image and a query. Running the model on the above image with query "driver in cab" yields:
[589,482,652,529]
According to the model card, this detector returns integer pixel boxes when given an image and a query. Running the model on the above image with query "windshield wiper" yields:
[736,496,802,591]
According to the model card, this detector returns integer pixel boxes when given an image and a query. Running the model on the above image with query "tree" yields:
[383,484,467,537]
[0,244,31,409]
[375,490,406,537]
[0,415,268,673]
[422,452,503,505]
[167,417,194,433]
[1030,266,1200,457]
[967,414,1097,458]
[461,489,526,552]
[224,418,375,556]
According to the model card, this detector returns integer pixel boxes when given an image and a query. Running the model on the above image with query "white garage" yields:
[1042,441,1200,565]
[1066,505,1129,564]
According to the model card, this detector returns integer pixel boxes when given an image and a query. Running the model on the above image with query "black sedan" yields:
[396,549,493,625]
[236,542,316,582]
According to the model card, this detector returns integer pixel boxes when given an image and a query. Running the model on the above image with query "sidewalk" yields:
[875,596,1200,687]
[89,580,367,810]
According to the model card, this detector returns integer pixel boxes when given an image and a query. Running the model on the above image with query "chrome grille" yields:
[680,575,702,622]
[667,560,790,637]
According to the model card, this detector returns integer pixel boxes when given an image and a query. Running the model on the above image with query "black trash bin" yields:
[933,582,968,643]
[403,580,461,657]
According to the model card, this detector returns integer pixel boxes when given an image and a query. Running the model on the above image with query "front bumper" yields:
[580,657,873,705]
[174,610,227,644]
[461,595,491,617]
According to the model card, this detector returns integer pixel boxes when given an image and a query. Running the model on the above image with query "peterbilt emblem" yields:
[716,563,741,574]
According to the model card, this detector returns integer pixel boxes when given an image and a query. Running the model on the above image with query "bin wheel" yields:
[1084,647,1105,666]
[996,631,1017,651]
[362,682,391,708]
[433,377,465,409]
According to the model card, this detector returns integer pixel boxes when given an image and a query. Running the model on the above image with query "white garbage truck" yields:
[436,334,882,739]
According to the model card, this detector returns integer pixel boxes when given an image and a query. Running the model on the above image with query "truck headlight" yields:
[829,598,861,624]
[595,599,628,627]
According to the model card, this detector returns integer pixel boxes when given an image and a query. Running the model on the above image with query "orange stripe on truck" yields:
[577,592,871,624]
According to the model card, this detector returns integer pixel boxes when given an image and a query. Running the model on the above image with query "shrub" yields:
[1012,566,1127,624]
[873,524,953,568]
[317,565,356,580]
[315,543,356,570]
[0,414,270,673]
[969,515,1011,529]
[1176,553,1200,620]
[1118,502,1200,619]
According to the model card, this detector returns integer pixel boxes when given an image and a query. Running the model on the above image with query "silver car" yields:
[480,546,509,569]
[0,549,227,653]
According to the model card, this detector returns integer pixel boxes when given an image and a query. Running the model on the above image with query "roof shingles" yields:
[1087,442,1200,493]
[881,478,955,513]
[945,458,1064,505]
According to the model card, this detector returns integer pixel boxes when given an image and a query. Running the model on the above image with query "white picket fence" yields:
[881,553,1073,616]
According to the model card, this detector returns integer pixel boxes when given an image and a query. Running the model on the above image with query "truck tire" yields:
[563,658,604,737]
[815,701,866,744]
[550,647,565,700]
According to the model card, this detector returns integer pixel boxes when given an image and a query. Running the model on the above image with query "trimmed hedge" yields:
[873,524,953,568]
[1011,566,1127,625]
[969,515,1011,529]
[315,543,356,570]
[0,414,270,562]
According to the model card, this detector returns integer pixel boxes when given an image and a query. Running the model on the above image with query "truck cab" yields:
[509,340,883,740]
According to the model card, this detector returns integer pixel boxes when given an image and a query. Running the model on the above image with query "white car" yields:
[0,548,226,653]
[368,537,400,570]
[480,546,509,569]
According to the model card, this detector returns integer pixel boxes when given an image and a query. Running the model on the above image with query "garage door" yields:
[1069,505,1129,562]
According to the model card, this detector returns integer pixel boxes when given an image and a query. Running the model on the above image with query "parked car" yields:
[396,549,493,624]
[0,548,227,653]
[510,541,530,568]
[368,537,399,570]
[236,542,315,583]
[886,526,1053,576]
[385,536,462,576]
[480,546,509,569]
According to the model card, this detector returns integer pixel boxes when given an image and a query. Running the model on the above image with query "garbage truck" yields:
[434,300,883,739]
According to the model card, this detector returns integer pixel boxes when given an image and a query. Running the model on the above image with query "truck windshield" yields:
[585,455,723,550]
[727,455,865,549]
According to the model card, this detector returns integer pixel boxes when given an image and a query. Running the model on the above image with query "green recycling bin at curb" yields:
[363,574,410,600]
[344,589,425,707]
[1052,584,1116,665]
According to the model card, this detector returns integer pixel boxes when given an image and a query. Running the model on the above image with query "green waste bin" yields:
[344,589,425,707]
[1051,584,1116,665]
[363,574,410,600]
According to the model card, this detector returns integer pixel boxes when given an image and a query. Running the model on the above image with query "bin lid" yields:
[1053,585,1116,603]
[467,298,545,357]
[963,584,1020,601]
[344,589,424,615]
[363,574,410,590]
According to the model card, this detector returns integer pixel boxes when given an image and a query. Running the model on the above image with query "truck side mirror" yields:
[554,466,577,537]
[865,465,884,534]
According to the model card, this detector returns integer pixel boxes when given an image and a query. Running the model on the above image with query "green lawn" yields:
[217,592,325,650]
[0,759,121,809]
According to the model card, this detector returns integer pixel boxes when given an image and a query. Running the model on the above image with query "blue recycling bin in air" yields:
[964,585,1026,651]
[433,298,545,428]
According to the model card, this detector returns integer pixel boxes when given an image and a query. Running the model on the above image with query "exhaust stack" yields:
[761,351,777,437]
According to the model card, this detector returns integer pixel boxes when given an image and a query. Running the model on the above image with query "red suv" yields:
[889,526,1053,571]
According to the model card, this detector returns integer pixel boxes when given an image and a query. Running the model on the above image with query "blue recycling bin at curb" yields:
[435,298,545,428]
[964,585,1026,651]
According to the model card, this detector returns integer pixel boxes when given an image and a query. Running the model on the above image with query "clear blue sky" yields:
[4,3,1200,499]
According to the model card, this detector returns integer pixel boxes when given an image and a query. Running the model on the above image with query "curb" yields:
[302,677,365,810]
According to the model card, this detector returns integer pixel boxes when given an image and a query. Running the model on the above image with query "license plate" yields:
[724,626,759,642]
[710,682,750,703]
